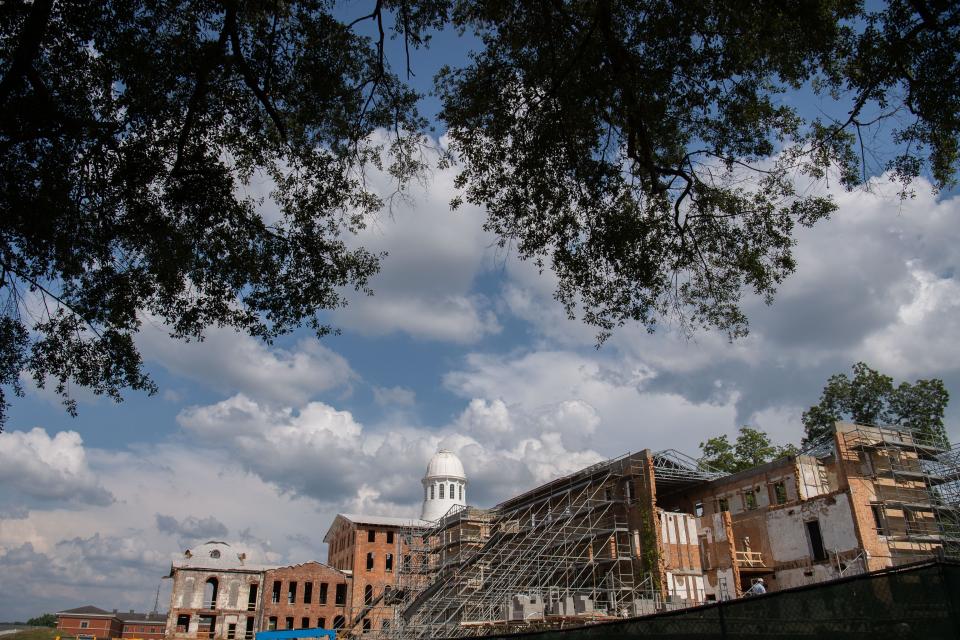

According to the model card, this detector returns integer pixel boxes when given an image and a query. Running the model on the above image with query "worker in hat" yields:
[745,578,767,596]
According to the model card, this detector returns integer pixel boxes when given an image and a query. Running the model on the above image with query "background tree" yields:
[699,426,797,474]
[802,362,950,445]
[2,1,958,427]
[26,614,56,628]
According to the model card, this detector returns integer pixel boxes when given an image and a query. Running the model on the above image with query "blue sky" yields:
[3,5,960,622]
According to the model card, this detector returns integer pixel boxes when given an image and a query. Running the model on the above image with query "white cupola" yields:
[420,449,467,521]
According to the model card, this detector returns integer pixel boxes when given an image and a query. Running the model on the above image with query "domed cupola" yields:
[420,449,467,521]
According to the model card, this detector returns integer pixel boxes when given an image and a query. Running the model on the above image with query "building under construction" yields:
[376,422,960,638]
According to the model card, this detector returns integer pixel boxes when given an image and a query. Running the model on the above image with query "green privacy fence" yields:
[451,560,960,640]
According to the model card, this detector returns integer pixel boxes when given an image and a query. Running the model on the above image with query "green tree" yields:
[2,1,958,428]
[27,614,56,628]
[802,362,950,445]
[699,426,797,474]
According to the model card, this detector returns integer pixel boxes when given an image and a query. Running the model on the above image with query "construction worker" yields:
[745,578,766,596]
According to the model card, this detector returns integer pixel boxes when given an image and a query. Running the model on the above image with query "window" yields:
[176,615,190,633]
[744,489,758,510]
[364,584,373,605]
[694,502,704,517]
[362,619,371,632]
[288,581,297,604]
[244,618,254,640]
[439,483,445,499]
[459,485,463,501]
[773,481,788,505]
[284,617,293,630]
[382,620,390,630]
[385,553,394,572]
[368,529,376,542]
[430,485,434,499]
[386,531,394,544]
[604,488,612,501]
[806,520,827,561]
[303,581,312,604]
[403,555,411,571]
[424,486,428,500]
[717,497,729,512]
[301,618,309,629]
[227,624,236,639]
[366,552,374,571]
[318,582,328,605]
[450,483,455,498]
[317,618,326,630]
[333,616,345,630]
[80,622,90,630]
[335,584,347,605]
[247,584,258,611]
[384,585,392,602]
[271,581,281,604]
[204,578,219,608]
[267,618,277,631]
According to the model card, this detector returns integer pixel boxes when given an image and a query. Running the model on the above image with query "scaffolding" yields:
[842,424,960,561]
[385,454,652,638]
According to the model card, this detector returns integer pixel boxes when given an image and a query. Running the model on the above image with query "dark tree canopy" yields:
[2,1,958,427]
[802,362,950,446]
[699,426,797,474]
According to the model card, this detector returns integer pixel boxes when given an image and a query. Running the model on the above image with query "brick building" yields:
[261,562,350,633]
[56,606,165,640]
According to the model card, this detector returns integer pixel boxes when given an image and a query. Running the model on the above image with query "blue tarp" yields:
[255,629,335,640]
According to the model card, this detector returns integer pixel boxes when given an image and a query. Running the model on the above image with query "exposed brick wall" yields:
[165,567,264,640]
[348,526,409,632]
[261,562,350,631]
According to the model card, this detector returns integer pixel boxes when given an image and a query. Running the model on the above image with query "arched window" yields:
[450,483,455,498]
[439,483,444,499]
[430,485,434,500]
[203,578,219,608]
[424,485,428,500]
[364,585,373,605]
[459,485,463,501]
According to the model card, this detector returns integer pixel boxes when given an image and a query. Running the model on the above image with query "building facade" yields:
[56,606,165,640]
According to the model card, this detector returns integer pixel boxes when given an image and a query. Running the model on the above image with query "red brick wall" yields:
[58,615,124,639]
[261,562,350,631]
[119,623,165,639]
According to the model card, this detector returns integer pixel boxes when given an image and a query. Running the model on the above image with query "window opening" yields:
[439,483,444,499]
[227,624,236,639]
[267,618,277,631]
[333,616,345,630]
[385,553,393,572]
[271,581,281,604]
[318,582,328,605]
[773,481,787,505]
[430,485,434,500]
[386,531,394,544]
[694,502,704,517]
[806,520,827,561]
[362,619,371,631]
[247,584,258,611]
[303,581,312,604]
[367,529,375,543]
[335,584,346,605]
[301,617,309,629]
[244,618,254,640]
[80,622,90,630]
[176,616,190,633]
[366,552,374,571]
[459,485,463,500]
[450,483,455,498]
[317,618,326,630]
[284,617,293,630]
[287,581,297,604]
[203,578,219,608]
[744,489,758,510]
[364,585,373,605]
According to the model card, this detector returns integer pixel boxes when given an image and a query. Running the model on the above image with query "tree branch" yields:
[0,0,53,103]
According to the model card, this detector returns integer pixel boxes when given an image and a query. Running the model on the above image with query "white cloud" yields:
[0,428,113,509]
[373,385,416,407]
[137,322,356,406]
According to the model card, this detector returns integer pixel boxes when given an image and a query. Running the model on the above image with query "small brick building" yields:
[56,606,165,640]
[261,562,350,632]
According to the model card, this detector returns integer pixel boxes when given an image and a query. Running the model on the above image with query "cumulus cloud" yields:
[332,137,503,343]
[137,323,356,406]
[156,514,229,541]
[0,428,114,509]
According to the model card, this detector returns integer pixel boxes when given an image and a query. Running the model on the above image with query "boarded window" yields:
[228,580,240,608]
[806,520,827,561]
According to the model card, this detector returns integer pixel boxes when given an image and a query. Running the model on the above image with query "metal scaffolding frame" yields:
[385,454,665,639]
[842,424,960,561]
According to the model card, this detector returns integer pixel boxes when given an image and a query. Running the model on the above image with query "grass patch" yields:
[6,629,75,640]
